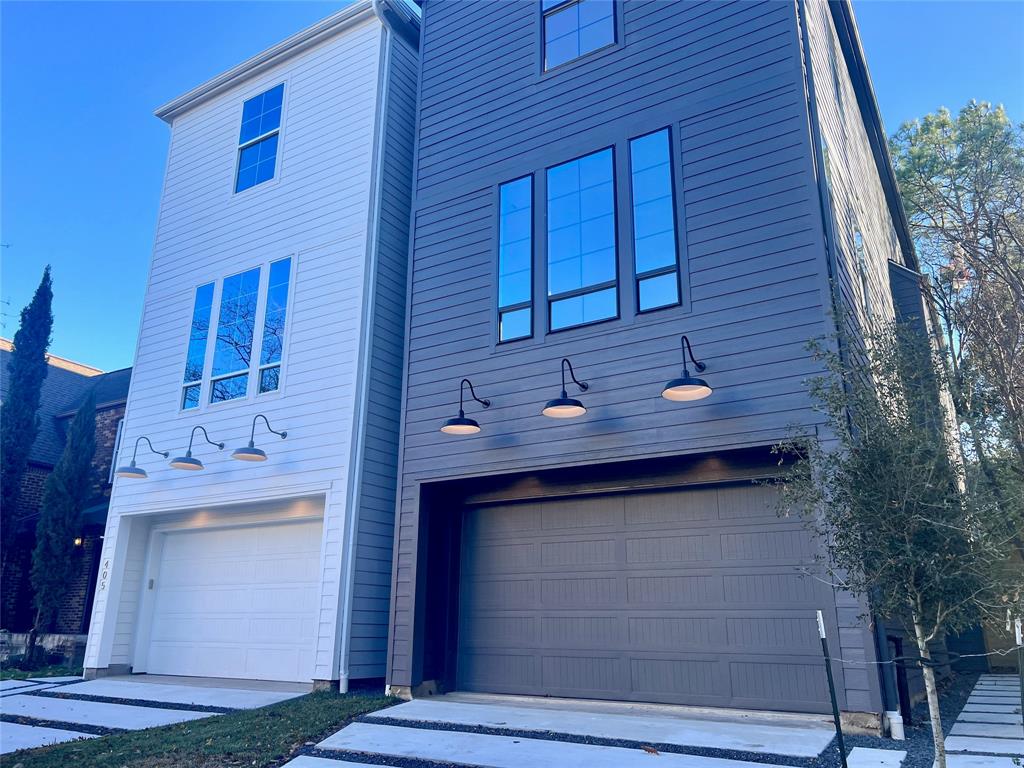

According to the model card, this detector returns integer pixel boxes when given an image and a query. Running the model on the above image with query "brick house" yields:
[0,338,131,636]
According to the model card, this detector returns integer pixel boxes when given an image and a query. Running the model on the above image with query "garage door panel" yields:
[144,518,322,682]
[457,485,840,713]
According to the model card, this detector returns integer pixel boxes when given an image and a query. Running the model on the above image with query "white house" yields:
[83,0,420,690]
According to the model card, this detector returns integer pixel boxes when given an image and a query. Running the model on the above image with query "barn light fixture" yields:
[662,335,712,402]
[542,358,589,419]
[233,414,287,461]
[115,436,169,479]
[170,425,224,471]
[440,378,490,435]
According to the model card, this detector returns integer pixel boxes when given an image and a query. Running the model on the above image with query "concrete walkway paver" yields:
[367,697,834,758]
[319,722,793,768]
[847,747,905,768]
[58,679,304,709]
[946,675,1024,762]
[0,721,97,751]
[2,694,216,729]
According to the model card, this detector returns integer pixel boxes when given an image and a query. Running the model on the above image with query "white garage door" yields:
[143,518,322,682]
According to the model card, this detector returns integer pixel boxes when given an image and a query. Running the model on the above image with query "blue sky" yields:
[2,0,1022,371]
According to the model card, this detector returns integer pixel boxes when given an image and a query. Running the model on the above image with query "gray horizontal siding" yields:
[351,29,419,681]
[387,0,845,690]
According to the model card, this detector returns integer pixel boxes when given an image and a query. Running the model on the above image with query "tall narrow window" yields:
[210,267,261,403]
[547,147,617,331]
[258,257,291,392]
[630,128,680,312]
[235,84,284,193]
[182,282,214,409]
[854,228,872,315]
[498,177,533,341]
[543,0,615,71]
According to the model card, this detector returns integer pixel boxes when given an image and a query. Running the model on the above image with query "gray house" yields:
[385,0,928,726]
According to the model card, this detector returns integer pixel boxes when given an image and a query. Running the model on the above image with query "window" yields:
[257,257,292,392]
[547,147,617,331]
[498,177,533,341]
[830,36,846,123]
[543,0,615,71]
[629,128,680,311]
[854,228,872,315]
[182,282,214,409]
[235,84,284,193]
[211,267,261,403]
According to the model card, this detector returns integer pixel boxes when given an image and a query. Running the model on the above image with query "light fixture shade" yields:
[542,396,587,419]
[170,455,205,471]
[662,375,713,402]
[115,464,148,479]
[232,446,268,462]
[440,416,481,435]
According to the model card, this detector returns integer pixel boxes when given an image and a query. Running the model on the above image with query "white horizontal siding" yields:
[86,17,392,684]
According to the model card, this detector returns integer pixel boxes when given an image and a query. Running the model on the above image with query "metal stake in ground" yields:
[817,610,848,768]
[1016,618,1023,721]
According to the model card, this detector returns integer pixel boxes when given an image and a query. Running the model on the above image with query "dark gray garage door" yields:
[456,483,841,713]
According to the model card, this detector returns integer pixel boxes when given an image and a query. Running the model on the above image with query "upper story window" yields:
[182,282,214,409]
[629,129,680,312]
[235,84,284,193]
[179,257,293,409]
[257,257,292,393]
[211,267,261,402]
[542,0,615,71]
[547,147,617,331]
[498,177,533,342]
[854,228,872,315]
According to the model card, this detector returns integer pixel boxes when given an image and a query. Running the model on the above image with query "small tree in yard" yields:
[0,266,54,570]
[28,389,95,659]
[776,324,1023,768]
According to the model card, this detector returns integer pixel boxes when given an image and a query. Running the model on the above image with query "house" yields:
[82,0,420,689]
[0,337,131,646]
[384,0,931,728]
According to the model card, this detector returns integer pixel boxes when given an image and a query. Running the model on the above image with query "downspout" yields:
[795,0,899,736]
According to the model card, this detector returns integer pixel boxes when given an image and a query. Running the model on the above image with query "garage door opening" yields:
[134,516,322,683]
[448,482,843,714]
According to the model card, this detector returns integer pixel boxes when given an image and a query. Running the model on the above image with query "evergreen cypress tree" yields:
[1,267,54,568]
[30,388,95,641]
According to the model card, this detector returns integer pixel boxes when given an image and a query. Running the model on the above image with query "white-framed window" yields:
[179,256,294,409]
[854,228,872,316]
[235,84,284,193]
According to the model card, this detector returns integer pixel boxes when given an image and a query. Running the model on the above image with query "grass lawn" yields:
[7,690,396,768]
[0,664,83,681]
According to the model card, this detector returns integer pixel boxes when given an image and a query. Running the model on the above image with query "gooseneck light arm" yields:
[186,425,225,457]
[459,378,490,417]
[680,335,707,377]
[131,435,169,463]
[559,358,588,398]
[248,414,288,448]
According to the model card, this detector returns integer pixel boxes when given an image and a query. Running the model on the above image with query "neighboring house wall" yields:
[84,2,418,686]
[387,0,891,713]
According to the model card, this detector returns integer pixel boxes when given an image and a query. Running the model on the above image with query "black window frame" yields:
[541,0,617,73]
[496,175,535,343]
[545,144,620,333]
[628,126,683,314]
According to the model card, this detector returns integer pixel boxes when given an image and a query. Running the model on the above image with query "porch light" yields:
[170,425,224,471]
[232,414,287,461]
[542,358,589,419]
[115,436,169,479]
[440,378,490,435]
[662,335,712,402]
[73,537,83,547]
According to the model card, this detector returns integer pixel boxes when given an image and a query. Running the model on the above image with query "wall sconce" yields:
[542,358,589,419]
[170,426,224,470]
[233,414,287,461]
[662,335,712,402]
[73,537,83,547]
[115,436,169,479]
[440,378,490,435]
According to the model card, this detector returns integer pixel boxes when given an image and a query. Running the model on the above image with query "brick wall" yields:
[1,402,125,633]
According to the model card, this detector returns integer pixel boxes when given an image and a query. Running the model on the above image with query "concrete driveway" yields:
[0,674,309,754]
[283,693,906,768]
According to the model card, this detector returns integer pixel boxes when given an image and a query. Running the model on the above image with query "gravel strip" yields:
[0,712,124,736]
[24,689,236,713]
